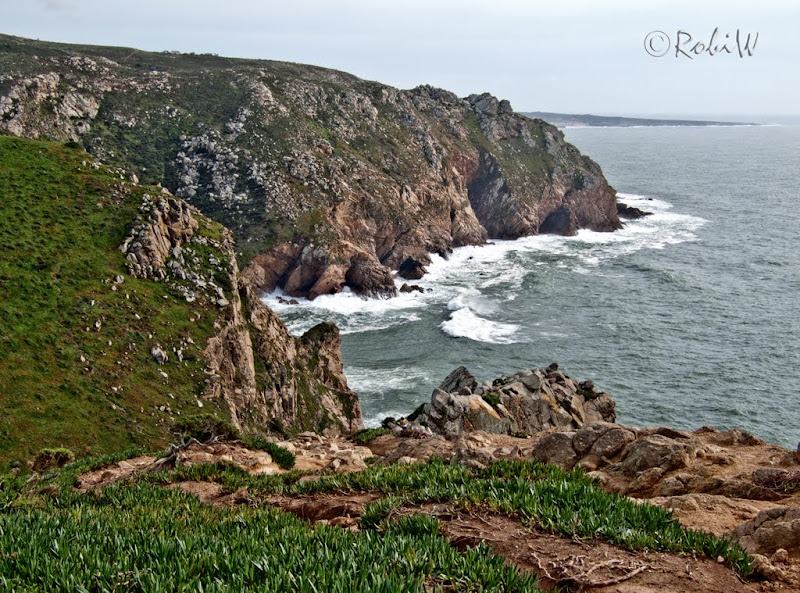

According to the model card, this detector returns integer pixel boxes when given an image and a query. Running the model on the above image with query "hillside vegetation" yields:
[0,452,750,591]
[0,135,231,464]
[0,135,359,467]
[0,34,620,299]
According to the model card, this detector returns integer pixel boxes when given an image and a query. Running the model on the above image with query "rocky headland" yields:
[0,34,621,300]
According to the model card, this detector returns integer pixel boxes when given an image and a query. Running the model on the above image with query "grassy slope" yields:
[0,455,750,590]
[0,135,230,466]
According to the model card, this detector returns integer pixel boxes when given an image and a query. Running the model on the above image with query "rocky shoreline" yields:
[69,363,800,590]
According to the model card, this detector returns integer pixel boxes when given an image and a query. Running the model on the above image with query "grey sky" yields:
[3,0,798,116]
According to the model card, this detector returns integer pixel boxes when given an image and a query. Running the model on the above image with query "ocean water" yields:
[264,123,800,448]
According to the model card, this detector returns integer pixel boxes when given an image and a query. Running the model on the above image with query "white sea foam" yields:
[439,305,521,344]
[263,286,427,336]
[262,191,705,344]
[362,408,416,428]
[345,365,431,394]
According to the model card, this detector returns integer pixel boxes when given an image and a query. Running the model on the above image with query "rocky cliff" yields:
[119,190,362,436]
[0,34,620,299]
[0,135,359,465]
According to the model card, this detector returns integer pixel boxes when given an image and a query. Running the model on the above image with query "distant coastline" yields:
[523,111,761,128]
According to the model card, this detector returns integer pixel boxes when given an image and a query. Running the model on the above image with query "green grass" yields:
[0,472,540,592]
[0,455,752,590]
[0,136,231,466]
[146,457,751,577]
[240,435,296,470]
[351,427,391,445]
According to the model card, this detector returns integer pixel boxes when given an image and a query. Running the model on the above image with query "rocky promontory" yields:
[119,189,362,436]
[0,35,621,299]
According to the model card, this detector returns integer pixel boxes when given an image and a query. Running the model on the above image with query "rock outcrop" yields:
[616,202,652,219]
[731,506,800,557]
[120,190,362,435]
[0,35,621,299]
[411,364,615,436]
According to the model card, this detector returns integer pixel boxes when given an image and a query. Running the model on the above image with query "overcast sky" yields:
[3,0,798,117]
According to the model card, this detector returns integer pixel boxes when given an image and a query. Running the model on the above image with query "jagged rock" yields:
[344,256,397,298]
[116,188,362,436]
[616,202,652,219]
[468,92,500,116]
[397,256,428,280]
[438,367,478,394]
[246,243,303,295]
[416,365,615,436]
[307,265,348,300]
[120,193,199,281]
[583,393,617,424]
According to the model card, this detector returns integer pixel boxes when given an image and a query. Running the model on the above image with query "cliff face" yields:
[0,35,620,299]
[120,191,362,435]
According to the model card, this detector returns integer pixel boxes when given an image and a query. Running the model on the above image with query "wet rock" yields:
[345,256,397,298]
[399,283,424,293]
[616,202,652,219]
[397,256,428,280]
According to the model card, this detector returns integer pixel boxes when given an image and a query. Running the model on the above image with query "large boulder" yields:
[573,422,636,462]
[531,431,578,468]
[421,388,511,435]
[413,365,615,436]
[345,256,397,298]
[730,506,800,556]
[397,256,428,280]
[619,434,692,477]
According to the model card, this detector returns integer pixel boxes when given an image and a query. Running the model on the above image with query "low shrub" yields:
[351,428,391,445]
[172,414,240,443]
[240,435,295,470]
[33,448,75,472]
